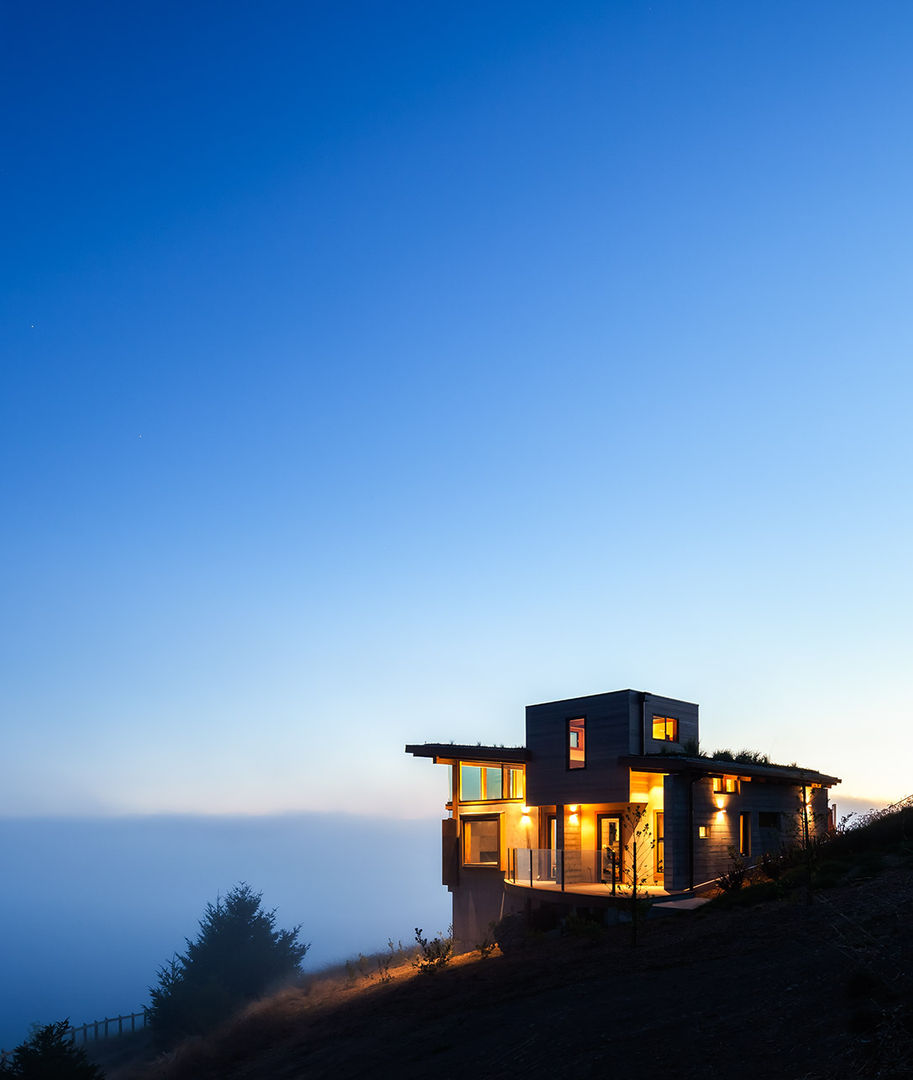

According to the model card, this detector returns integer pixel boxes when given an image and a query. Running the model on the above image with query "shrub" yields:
[760,850,783,880]
[708,880,783,909]
[149,883,308,1046]
[0,1020,104,1079]
[716,848,746,892]
[412,926,453,973]
[476,923,497,959]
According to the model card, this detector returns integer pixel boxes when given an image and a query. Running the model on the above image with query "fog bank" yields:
[0,813,449,1050]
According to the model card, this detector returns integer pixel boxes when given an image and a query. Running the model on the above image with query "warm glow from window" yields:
[740,812,751,856]
[461,816,500,866]
[698,825,708,838]
[459,763,515,802]
[652,715,678,742]
[507,767,525,800]
[712,776,739,794]
[568,717,586,769]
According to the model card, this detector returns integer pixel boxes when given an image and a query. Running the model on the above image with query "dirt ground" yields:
[116,866,913,1080]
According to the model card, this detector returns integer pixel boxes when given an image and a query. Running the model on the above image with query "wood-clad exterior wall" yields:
[525,690,698,807]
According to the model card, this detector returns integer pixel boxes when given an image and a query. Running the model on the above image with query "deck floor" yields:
[504,877,711,908]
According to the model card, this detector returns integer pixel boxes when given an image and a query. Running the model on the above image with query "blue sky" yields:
[2,1,912,819]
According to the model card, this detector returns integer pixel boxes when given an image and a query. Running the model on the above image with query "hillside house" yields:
[406,689,840,947]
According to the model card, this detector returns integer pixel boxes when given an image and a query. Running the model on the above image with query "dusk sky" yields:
[3,1,912,821]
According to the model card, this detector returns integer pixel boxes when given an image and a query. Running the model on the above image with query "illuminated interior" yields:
[461,816,499,865]
[651,715,678,741]
[458,763,524,802]
[712,776,739,794]
[568,717,586,768]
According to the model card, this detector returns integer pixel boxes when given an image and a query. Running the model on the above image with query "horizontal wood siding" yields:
[526,691,635,806]
[642,693,699,754]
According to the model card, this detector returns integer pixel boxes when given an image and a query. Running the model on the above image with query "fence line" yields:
[0,1009,150,1061]
[67,1008,151,1044]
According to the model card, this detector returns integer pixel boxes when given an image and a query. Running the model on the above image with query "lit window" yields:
[698,825,708,838]
[568,717,586,769]
[652,715,679,742]
[740,812,751,856]
[460,765,482,801]
[507,767,524,799]
[459,764,507,801]
[462,816,500,866]
[712,776,739,794]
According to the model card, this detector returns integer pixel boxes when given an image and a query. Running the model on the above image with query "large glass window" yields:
[568,717,586,769]
[462,816,500,866]
[459,764,510,801]
[507,766,524,799]
[460,765,482,801]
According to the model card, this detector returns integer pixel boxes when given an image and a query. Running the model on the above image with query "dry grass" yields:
[110,853,913,1080]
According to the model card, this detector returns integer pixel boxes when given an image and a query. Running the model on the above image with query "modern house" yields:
[406,689,841,947]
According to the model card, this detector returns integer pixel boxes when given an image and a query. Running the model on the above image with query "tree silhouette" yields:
[0,1020,104,1079]
[149,883,308,1045]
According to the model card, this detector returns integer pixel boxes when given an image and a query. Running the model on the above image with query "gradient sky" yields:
[3,1,912,820]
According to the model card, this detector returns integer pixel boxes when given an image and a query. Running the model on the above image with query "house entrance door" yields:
[597,814,622,884]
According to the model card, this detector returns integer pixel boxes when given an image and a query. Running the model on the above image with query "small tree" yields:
[621,805,655,946]
[0,1020,104,1079]
[149,883,308,1046]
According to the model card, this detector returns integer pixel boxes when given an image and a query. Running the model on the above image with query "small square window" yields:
[462,816,500,866]
[652,715,678,742]
[698,825,708,839]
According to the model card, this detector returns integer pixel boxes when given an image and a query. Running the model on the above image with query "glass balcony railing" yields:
[507,848,624,892]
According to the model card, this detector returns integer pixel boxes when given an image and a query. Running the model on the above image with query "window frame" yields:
[651,715,679,742]
[739,811,752,857]
[458,763,524,803]
[567,716,586,770]
[460,813,501,868]
[711,776,740,794]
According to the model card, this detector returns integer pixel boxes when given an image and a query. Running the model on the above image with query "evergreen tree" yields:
[0,1020,104,1079]
[149,883,308,1045]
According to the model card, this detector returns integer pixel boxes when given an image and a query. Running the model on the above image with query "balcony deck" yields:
[506,849,713,910]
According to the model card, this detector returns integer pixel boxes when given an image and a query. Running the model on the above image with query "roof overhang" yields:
[405,743,528,765]
[621,754,841,787]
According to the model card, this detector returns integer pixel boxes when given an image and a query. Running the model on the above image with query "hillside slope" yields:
[118,859,913,1080]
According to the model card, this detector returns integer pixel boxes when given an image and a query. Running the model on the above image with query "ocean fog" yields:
[0,813,449,1050]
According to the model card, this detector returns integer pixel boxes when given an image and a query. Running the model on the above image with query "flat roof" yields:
[404,743,528,764]
[526,689,699,708]
[621,754,841,787]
